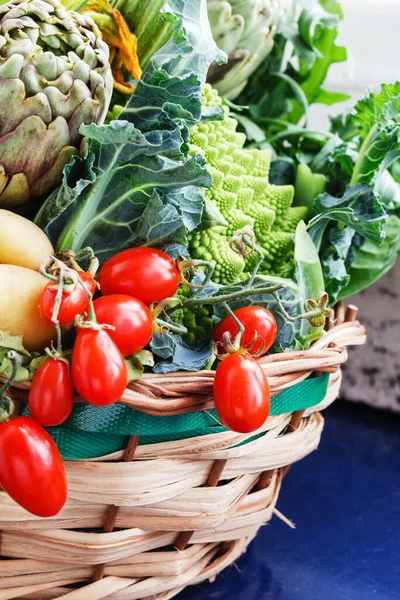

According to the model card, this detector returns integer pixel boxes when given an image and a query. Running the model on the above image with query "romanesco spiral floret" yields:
[172,285,214,343]
[188,84,307,284]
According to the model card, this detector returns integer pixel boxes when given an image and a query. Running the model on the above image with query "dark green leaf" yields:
[37,0,222,265]
[151,333,175,359]
[320,225,355,302]
[338,215,400,300]
[232,113,266,143]
[133,191,187,248]
[311,184,387,244]
[153,336,213,373]
[269,159,296,186]
[196,200,228,231]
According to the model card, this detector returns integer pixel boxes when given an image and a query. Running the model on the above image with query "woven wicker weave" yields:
[0,305,366,600]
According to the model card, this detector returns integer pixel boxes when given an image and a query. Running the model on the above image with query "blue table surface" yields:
[177,401,400,600]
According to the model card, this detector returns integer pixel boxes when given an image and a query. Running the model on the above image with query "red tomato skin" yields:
[29,359,74,427]
[0,417,67,517]
[39,272,97,325]
[71,329,128,406]
[212,306,277,356]
[98,247,180,306]
[88,295,153,356]
[213,354,270,433]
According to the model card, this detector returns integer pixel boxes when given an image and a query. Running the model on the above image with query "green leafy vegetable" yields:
[0,331,46,382]
[310,184,387,248]
[0,331,30,356]
[235,0,349,147]
[126,350,155,382]
[338,215,400,300]
[308,184,388,302]
[36,0,225,262]
[294,221,325,344]
[350,83,400,186]
[294,163,327,217]
[153,336,213,374]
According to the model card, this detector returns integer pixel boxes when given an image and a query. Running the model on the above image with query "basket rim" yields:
[6,316,366,418]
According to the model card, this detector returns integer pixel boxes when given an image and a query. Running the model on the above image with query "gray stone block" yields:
[341,264,400,411]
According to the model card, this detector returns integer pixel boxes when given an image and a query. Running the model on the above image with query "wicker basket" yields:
[0,304,365,600]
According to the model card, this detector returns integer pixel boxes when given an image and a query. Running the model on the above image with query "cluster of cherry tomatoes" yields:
[33,246,180,422]
[0,245,278,518]
[0,247,181,518]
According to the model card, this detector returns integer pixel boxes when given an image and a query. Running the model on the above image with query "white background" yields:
[308,0,400,127]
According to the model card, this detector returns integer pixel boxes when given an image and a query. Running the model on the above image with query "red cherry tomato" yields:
[71,329,128,406]
[0,417,67,517]
[213,354,270,433]
[212,306,277,356]
[98,247,180,306]
[29,359,74,426]
[39,272,97,325]
[80,295,153,357]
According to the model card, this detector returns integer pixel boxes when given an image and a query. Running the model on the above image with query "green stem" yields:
[246,246,265,290]
[222,303,244,350]
[180,284,284,310]
[78,271,96,323]
[180,259,216,300]
[55,324,63,356]
[73,247,99,277]
[248,128,335,149]
[51,268,65,325]
[350,124,377,185]
[155,319,187,336]
[272,292,326,323]
[0,351,22,413]
[203,354,217,370]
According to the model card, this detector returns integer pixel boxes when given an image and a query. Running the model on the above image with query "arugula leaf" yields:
[289,0,349,122]
[239,0,348,134]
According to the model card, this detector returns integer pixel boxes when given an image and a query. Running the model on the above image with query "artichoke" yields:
[207,0,284,100]
[0,0,113,208]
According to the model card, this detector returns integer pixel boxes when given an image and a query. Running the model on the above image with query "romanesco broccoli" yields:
[172,285,214,343]
[188,85,308,284]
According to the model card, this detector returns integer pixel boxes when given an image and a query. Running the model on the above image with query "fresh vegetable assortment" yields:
[0,0,398,516]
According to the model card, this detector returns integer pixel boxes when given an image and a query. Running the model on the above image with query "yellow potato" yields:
[0,209,54,271]
[0,265,56,351]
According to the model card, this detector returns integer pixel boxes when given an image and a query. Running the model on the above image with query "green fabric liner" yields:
[21,373,329,460]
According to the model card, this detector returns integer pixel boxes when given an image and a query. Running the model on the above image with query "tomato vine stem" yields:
[0,351,22,424]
